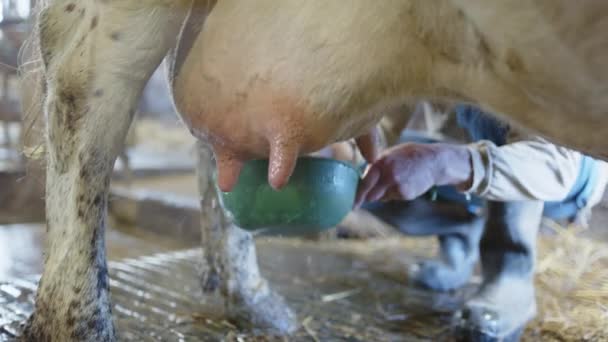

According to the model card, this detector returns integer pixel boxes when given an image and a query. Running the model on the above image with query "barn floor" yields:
[0,237,475,342]
[1,228,607,341]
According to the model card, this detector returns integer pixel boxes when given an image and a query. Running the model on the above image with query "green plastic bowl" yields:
[217,156,361,234]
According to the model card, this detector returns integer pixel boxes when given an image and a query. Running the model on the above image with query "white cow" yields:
[19,0,608,341]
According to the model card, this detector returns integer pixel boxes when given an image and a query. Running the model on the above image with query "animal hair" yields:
[18,0,48,161]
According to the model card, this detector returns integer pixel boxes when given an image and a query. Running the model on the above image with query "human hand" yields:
[354,143,472,207]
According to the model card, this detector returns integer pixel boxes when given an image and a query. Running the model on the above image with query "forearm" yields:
[463,138,581,202]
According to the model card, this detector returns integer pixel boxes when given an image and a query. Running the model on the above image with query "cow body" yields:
[173,0,608,192]
[21,0,607,341]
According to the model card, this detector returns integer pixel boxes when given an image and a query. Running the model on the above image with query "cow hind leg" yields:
[196,141,298,335]
[20,1,189,341]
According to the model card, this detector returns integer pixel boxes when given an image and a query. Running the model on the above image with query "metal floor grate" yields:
[1,240,473,341]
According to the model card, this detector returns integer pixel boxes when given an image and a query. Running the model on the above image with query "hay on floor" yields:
[525,222,608,341]
[321,220,608,341]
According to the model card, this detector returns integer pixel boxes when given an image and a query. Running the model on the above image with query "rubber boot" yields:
[454,201,542,341]
[364,199,484,291]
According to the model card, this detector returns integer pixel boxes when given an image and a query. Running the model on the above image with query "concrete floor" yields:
[0,221,194,283]
[113,173,198,198]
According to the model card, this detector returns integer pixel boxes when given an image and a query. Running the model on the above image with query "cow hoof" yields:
[408,260,473,292]
[228,285,298,335]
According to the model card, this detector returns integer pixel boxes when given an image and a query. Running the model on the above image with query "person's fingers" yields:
[355,164,381,207]
[382,186,402,202]
[365,175,393,203]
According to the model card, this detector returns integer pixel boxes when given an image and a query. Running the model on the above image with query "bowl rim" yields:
[243,155,362,176]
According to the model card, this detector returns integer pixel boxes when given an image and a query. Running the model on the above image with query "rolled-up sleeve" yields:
[463,138,582,202]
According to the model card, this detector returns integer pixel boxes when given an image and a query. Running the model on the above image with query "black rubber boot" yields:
[410,224,483,291]
[365,199,484,291]
[454,201,542,342]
